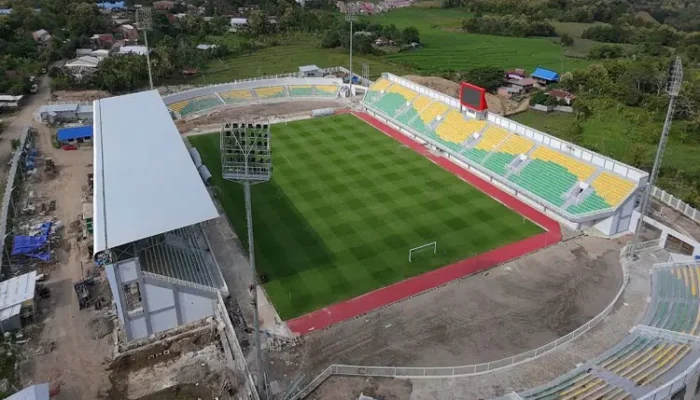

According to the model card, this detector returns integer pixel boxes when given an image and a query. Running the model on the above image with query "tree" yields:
[320,29,340,48]
[530,90,548,105]
[462,66,504,91]
[560,32,574,46]
[97,54,148,93]
[279,7,299,31]
[248,10,269,37]
[588,44,625,59]
[402,26,420,44]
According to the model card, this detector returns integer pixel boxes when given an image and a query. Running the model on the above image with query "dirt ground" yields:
[267,235,625,391]
[402,75,529,116]
[51,89,111,103]
[9,79,113,398]
[175,99,347,133]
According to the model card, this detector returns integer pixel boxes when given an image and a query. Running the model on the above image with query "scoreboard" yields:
[459,82,488,112]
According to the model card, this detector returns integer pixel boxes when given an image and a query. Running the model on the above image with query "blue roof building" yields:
[97,1,125,9]
[531,67,560,82]
[57,125,93,142]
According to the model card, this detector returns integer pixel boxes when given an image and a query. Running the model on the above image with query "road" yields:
[5,75,114,399]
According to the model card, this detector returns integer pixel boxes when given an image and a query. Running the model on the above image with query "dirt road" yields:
[9,77,113,398]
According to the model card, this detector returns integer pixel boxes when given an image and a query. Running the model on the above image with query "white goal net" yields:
[409,241,437,262]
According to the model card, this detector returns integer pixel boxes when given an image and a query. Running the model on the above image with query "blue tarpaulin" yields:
[531,68,560,82]
[12,222,52,261]
[57,125,93,142]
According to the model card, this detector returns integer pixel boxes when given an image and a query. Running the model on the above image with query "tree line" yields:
[461,14,556,38]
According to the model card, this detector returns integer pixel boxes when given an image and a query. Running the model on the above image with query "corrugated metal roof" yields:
[0,271,36,322]
[299,64,320,72]
[38,104,79,113]
[92,90,219,254]
[531,67,559,81]
[7,383,50,400]
[57,125,93,141]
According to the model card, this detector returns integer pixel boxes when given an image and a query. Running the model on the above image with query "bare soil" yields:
[175,100,346,133]
[401,75,528,116]
[267,236,625,392]
[51,90,111,103]
[8,76,113,399]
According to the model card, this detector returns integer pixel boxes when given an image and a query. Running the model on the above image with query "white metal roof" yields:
[0,271,36,322]
[118,45,149,55]
[0,95,23,102]
[93,90,219,254]
[6,383,50,400]
[299,64,320,72]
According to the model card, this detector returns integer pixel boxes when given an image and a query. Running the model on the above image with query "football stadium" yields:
[121,66,700,399]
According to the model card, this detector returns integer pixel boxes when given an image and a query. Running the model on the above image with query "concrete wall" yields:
[630,210,700,258]
[107,257,218,341]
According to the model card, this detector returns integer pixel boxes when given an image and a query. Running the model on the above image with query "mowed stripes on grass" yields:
[190,114,543,319]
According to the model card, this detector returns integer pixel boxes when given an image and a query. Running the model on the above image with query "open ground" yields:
[11,77,114,399]
[190,114,543,320]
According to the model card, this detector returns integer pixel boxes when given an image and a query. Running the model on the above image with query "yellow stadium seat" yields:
[255,86,286,98]
[370,78,391,92]
[531,146,596,181]
[435,111,486,144]
[411,96,432,114]
[219,89,253,102]
[387,84,419,101]
[498,134,534,156]
[418,101,449,124]
[590,172,636,206]
[474,125,509,152]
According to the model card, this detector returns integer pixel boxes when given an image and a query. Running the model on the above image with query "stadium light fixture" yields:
[630,57,683,260]
[221,121,271,397]
[345,9,356,91]
[135,7,154,90]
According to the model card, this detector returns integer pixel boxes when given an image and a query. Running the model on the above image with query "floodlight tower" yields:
[220,120,271,397]
[346,9,356,92]
[630,56,683,260]
[136,7,154,90]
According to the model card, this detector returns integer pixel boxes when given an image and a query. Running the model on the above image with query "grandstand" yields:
[362,73,647,234]
[518,261,700,400]
[161,76,344,118]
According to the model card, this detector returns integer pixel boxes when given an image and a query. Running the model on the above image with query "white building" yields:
[93,90,227,341]
[117,45,150,56]
[0,271,37,333]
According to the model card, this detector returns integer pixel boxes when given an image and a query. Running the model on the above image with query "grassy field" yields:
[191,114,542,319]
[189,7,600,85]
[189,34,412,85]
[363,8,595,73]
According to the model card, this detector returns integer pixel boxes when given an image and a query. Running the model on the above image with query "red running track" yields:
[286,112,562,335]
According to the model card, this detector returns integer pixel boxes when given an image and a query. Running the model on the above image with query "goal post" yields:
[409,241,437,262]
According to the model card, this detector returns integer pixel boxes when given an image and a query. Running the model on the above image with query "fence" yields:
[290,242,639,399]
[1,126,33,278]
[652,186,700,224]
[214,291,260,400]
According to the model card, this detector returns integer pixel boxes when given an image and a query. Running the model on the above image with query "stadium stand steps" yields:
[169,95,224,117]
[361,77,640,217]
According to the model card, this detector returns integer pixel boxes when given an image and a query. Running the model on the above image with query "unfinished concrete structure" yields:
[93,90,226,341]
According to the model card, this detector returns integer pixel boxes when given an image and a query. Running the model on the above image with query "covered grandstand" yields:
[93,90,226,341]
[362,73,647,235]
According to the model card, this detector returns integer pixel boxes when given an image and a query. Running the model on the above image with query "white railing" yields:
[652,186,700,224]
[162,65,367,103]
[290,242,638,399]
[1,126,33,276]
[638,357,700,400]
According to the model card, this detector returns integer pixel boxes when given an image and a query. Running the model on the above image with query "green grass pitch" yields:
[190,114,543,319]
